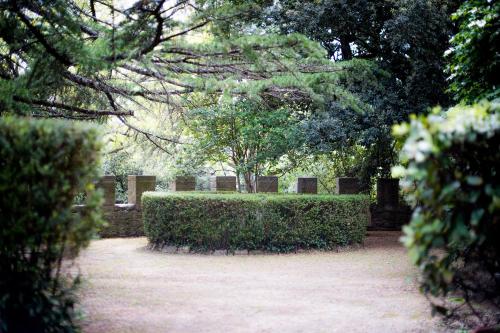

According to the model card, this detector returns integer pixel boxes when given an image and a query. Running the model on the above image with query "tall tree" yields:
[263,0,460,111]
[184,98,305,192]
[0,0,355,147]
[230,0,462,178]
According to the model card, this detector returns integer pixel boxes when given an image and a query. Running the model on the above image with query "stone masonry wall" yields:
[335,177,362,195]
[101,204,144,237]
[172,176,196,191]
[79,175,411,238]
[369,204,412,230]
[297,177,318,194]
[256,176,278,193]
[210,176,237,191]
[74,175,154,238]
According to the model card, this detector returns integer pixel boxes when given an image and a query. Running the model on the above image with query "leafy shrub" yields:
[0,117,104,332]
[143,192,370,253]
[185,98,304,193]
[392,102,500,317]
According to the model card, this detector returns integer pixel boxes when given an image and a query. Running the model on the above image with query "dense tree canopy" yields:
[0,0,364,147]
[259,0,460,110]
[223,0,462,179]
[185,98,304,192]
[1,0,499,330]
[0,0,477,189]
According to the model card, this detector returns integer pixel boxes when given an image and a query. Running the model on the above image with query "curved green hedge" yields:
[143,192,370,253]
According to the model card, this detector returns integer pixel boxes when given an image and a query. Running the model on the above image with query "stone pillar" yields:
[172,176,196,191]
[256,176,278,193]
[335,177,362,195]
[376,178,399,207]
[297,177,318,194]
[128,175,156,208]
[97,175,115,206]
[210,176,236,191]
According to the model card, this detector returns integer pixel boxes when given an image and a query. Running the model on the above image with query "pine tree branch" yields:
[13,96,132,116]
[12,3,73,66]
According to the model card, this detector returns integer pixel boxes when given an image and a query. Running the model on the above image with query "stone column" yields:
[376,178,399,207]
[128,175,156,208]
[256,176,278,193]
[172,176,196,191]
[297,177,318,194]
[210,176,237,191]
[97,175,115,206]
[335,177,361,195]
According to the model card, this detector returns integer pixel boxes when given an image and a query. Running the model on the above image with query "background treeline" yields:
[1,0,499,330]
[95,0,464,196]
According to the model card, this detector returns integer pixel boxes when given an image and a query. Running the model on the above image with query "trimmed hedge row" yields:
[143,192,370,253]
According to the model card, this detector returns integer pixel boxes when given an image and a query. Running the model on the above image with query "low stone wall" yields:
[210,176,237,191]
[297,177,318,194]
[73,204,144,238]
[256,176,278,193]
[172,176,196,191]
[101,204,144,237]
[74,175,154,238]
[369,204,412,230]
[79,174,411,237]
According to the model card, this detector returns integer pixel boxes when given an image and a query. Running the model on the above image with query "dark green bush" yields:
[0,117,104,333]
[143,192,370,253]
[393,102,500,317]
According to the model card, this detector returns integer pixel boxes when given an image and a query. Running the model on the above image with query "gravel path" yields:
[77,231,442,333]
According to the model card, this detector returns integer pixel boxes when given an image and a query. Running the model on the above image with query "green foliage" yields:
[0,0,112,115]
[303,65,399,179]
[102,150,141,203]
[0,117,104,332]
[0,1,360,123]
[143,192,370,253]
[278,146,368,194]
[185,98,305,192]
[446,0,500,103]
[392,102,500,309]
[239,0,460,179]
[260,0,458,110]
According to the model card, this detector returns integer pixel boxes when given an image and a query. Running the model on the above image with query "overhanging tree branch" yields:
[13,96,132,116]
[1,0,346,143]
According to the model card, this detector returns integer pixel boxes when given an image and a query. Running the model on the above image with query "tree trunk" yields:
[244,172,254,193]
[236,170,242,193]
[340,36,353,60]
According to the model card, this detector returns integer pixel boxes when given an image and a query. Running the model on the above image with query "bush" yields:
[392,102,500,318]
[143,192,370,253]
[0,117,104,332]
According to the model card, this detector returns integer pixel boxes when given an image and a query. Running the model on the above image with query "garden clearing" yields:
[78,231,443,333]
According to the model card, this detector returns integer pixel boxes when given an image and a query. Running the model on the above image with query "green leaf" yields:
[466,176,483,186]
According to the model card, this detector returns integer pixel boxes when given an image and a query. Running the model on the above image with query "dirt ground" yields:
[77,231,443,333]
